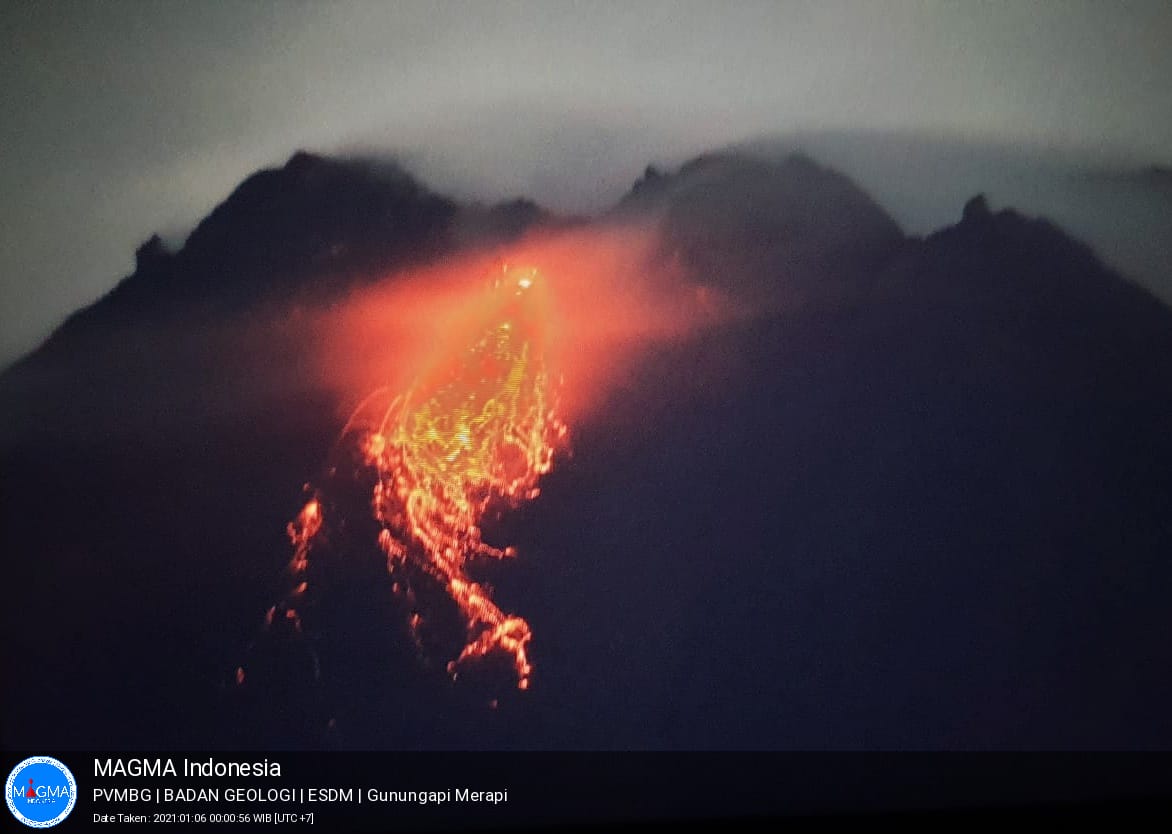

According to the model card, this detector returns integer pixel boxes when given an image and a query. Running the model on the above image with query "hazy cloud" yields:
[2,0,1170,367]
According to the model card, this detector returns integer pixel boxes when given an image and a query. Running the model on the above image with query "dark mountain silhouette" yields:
[2,149,1170,750]
[730,132,1172,311]
[1148,165,1172,187]
[1082,164,1172,191]
[619,152,903,305]
[0,152,547,749]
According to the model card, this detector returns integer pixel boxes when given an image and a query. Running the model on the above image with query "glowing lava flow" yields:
[284,264,564,692]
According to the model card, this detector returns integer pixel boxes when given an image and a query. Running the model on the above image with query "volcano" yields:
[2,150,1170,750]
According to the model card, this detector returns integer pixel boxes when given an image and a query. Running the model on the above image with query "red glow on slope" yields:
[260,224,731,694]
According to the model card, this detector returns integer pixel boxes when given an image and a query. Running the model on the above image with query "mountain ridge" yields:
[10,147,1172,379]
[2,147,1170,749]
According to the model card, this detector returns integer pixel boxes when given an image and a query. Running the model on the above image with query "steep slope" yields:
[619,152,904,306]
[0,153,531,748]
[544,191,1171,748]
[2,150,1169,750]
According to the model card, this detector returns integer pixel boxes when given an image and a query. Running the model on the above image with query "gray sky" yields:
[2,0,1170,368]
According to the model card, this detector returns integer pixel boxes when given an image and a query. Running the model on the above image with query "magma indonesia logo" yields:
[6,757,77,828]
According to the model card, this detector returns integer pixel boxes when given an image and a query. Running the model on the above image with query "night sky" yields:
[2,0,1171,368]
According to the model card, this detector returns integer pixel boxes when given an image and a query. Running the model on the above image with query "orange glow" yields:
[316,224,735,427]
[253,224,734,697]
[361,262,560,689]
[283,499,321,617]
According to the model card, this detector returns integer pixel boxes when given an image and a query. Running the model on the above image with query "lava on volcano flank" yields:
[266,262,565,694]
[236,223,732,708]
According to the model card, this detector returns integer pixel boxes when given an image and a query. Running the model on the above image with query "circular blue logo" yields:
[5,757,77,829]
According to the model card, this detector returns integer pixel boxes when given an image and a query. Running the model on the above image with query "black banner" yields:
[3,752,1171,831]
